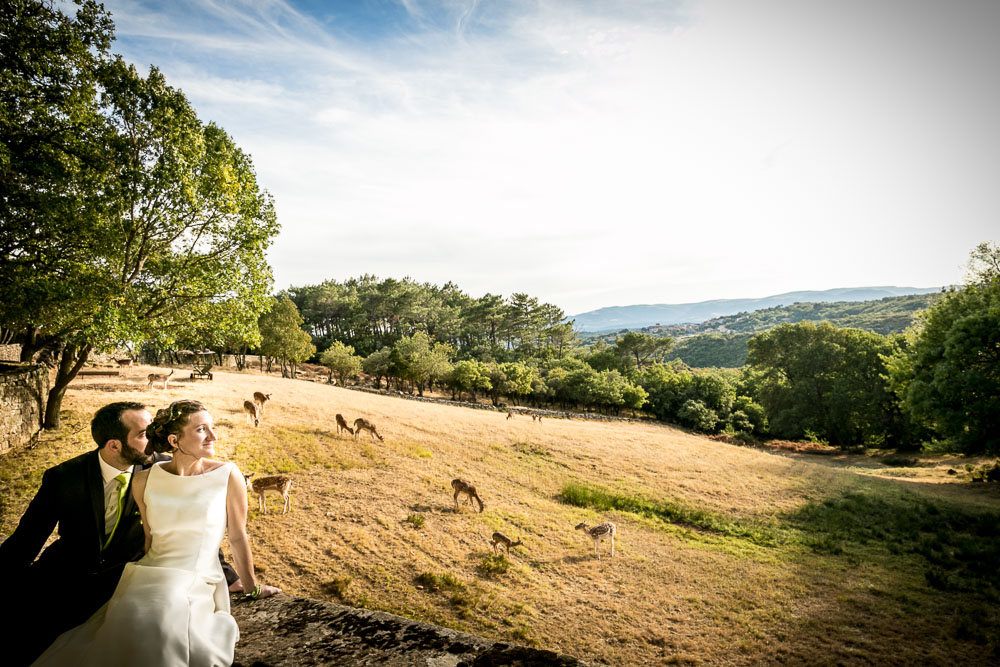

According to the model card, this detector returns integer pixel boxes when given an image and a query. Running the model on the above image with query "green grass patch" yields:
[788,489,1000,601]
[405,513,425,529]
[415,572,465,592]
[478,554,510,576]
[560,482,780,546]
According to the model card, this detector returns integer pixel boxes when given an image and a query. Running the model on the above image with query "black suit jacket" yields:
[0,450,147,664]
[0,450,147,590]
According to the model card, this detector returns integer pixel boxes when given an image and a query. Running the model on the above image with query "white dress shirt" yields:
[98,454,131,535]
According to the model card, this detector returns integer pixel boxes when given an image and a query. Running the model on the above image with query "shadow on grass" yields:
[788,490,1000,601]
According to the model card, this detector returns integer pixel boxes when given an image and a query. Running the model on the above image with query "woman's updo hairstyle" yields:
[146,399,208,454]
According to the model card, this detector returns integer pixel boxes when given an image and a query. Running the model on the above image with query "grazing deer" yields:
[353,418,384,442]
[146,369,174,390]
[451,478,484,513]
[335,413,354,436]
[575,521,616,560]
[490,531,522,556]
[253,391,271,415]
[243,473,292,514]
[243,400,260,427]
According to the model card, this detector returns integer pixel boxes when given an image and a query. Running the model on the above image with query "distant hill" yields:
[578,291,944,368]
[569,286,943,332]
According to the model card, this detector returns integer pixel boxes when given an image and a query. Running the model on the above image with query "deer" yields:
[335,414,354,436]
[146,369,174,390]
[243,400,260,427]
[506,410,514,420]
[353,418,384,442]
[451,478,484,513]
[115,358,133,368]
[243,473,292,514]
[575,521,616,560]
[253,391,271,415]
[489,531,522,557]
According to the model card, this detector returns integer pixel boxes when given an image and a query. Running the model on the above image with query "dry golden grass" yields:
[3,366,1000,665]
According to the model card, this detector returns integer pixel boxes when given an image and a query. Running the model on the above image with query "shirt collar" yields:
[97,450,130,487]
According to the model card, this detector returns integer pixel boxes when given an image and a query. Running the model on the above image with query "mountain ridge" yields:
[569,286,943,332]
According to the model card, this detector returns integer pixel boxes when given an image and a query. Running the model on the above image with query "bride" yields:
[34,400,280,667]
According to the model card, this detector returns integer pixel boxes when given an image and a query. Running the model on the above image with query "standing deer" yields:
[489,532,522,556]
[146,369,174,390]
[243,400,260,427]
[243,473,292,514]
[115,358,133,368]
[451,478,484,513]
[575,521,616,560]
[335,414,354,436]
[253,392,271,415]
[506,410,514,420]
[353,418,384,442]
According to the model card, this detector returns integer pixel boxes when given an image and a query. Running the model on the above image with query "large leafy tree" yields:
[891,270,1000,453]
[746,322,903,447]
[1,3,279,427]
[259,297,315,379]
[320,341,362,386]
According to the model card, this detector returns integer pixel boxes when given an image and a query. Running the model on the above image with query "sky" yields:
[99,0,1000,315]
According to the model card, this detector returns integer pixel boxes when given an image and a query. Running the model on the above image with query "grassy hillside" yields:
[690,293,940,336]
[2,367,998,664]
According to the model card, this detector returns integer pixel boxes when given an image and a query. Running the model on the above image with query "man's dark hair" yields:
[91,401,146,449]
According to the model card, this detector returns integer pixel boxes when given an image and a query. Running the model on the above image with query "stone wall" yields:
[0,363,50,453]
[231,594,586,666]
[0,344,21,362]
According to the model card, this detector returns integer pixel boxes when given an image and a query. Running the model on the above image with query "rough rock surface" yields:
[232,595,587,666]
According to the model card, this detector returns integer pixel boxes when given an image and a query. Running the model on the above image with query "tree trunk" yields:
[44,342,92,429]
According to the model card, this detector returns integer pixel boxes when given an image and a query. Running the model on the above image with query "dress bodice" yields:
[140,461,232,576]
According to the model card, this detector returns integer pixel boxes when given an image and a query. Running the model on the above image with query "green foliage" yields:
[287,276,573,359]
[392,331,454,396]
[0,9,279,425]
[892,279,1000,454]
[447,359,492,402]
[405,513,425,529]
[669,333,752,368]
[320,340,362,385]
[745,322,905,448]
[694,294,940,336]
[259,296,315,378]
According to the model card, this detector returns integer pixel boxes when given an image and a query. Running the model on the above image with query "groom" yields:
[0,401,239,665]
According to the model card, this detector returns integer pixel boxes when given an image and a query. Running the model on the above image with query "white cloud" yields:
[103,0,1000,313]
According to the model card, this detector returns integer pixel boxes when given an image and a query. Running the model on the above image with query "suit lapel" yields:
[87,452,106,551]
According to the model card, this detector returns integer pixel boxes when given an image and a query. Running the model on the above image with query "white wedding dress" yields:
[34,461,239,667]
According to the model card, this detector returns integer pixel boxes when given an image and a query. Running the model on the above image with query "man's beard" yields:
[121,445,153,466]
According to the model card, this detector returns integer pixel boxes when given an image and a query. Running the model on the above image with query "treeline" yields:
[263,243,998,454]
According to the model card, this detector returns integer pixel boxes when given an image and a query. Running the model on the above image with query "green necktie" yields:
[103,471,132,550]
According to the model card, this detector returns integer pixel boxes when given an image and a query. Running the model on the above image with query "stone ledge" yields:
[231,595,586,666]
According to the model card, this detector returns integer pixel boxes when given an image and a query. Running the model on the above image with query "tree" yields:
[963,241,1000,285]
[614,331,674,373]
[746,322,902,447]
[259,297,315,379]
[393,331,454,396]
[891,276,1000,453]
[362,347,393,390]
[447,360,491,402]
[320,341,362,386]
[1,11,279,426]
